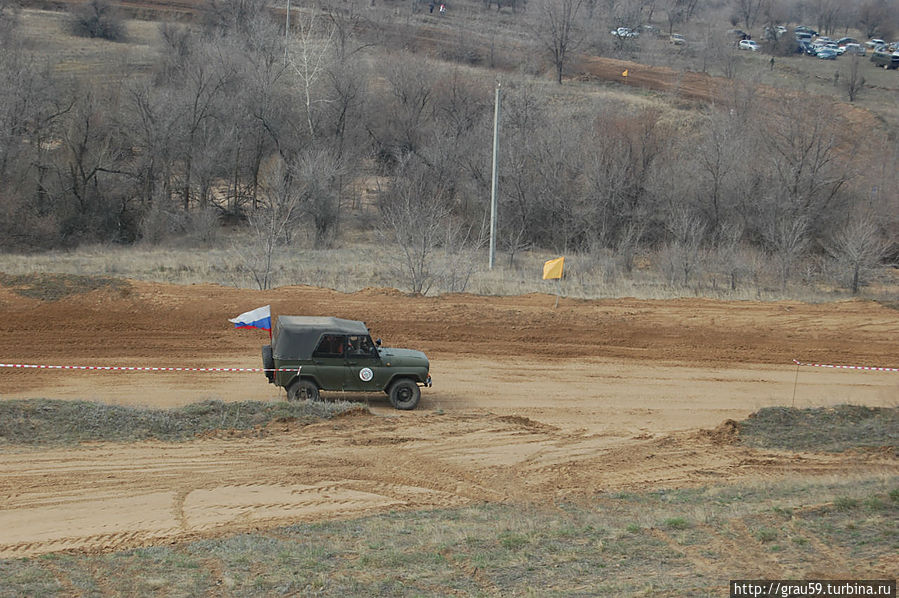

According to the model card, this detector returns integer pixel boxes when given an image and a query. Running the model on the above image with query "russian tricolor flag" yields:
[229,305,271,331]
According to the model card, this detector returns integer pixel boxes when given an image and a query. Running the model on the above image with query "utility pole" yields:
[489,82,501,269]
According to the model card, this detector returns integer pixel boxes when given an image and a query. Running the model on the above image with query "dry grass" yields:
[738,405,899,455]
[18,9,162,85]
[0,398,366,447]
[2,475,895,596]
[1,239,895,302]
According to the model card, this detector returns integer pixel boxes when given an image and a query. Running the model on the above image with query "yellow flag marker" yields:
[622,69,629,77]
[542,257,565,280]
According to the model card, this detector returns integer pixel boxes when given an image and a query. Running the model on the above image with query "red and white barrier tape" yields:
[793,359,899,373]
[0,363,298,373]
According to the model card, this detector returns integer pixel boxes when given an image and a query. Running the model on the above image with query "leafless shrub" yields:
[138,193,179,246]
[843,53,865,103]
[532,0,584,84]
[68,0,126,41]
[826,210,891,294]
[378,159,479,295]
[762,211,810,292]
[294,148,344,248]
[233,157,302,290]
[660,207,705,287]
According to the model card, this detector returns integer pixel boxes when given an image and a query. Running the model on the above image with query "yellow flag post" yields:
[542,257,564,280]
[542,257,564,308]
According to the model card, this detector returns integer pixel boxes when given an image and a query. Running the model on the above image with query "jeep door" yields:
[343,335,383,391]
[310,334,348,390]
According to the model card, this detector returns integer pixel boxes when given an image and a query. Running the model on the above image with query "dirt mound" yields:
[696,418,740,445]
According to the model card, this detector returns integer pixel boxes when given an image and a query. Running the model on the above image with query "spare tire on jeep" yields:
[262,345,274,383]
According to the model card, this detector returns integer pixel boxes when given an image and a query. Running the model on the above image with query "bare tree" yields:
[694,113,738,234]
[158,39,236,212]
[202,0,269,37]
[710,221,745,292]
[843,53,865,102]
[763,98,853,233]
[289,10,336,143]
[826,210,890,294]
[813,0,845,36]
[533,0,583,84]
[666,0,699,35]
[732,0,762,30]
[366,55,436,167]
[661,206,706,287]
[856,0,890,39]
[236,157,301,290]
[763,211,810,291]
[294,148,344,248]
[378,161,458,294]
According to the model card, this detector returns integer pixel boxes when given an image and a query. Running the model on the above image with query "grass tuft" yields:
[663,517,689,530]
[738,405,899,454]
[833,497,860,511]
[0,399,367,447]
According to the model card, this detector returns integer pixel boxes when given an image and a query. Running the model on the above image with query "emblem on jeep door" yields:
[359,367,373,382]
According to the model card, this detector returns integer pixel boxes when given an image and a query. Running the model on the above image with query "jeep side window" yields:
[347,335,376,357]
[313,334,346,358]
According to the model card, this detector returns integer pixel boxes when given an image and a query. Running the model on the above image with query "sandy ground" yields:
[0,282,897,558]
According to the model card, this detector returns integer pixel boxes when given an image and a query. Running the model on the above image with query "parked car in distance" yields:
[739,39,760,51]
[866,38,886,49]
[842,43,865,55]
[816,47,838,60]
[836,37,857,46]
[870,50,899,69]
[670,33,686,45]
[611,27,639,38]
[795,25,818,36]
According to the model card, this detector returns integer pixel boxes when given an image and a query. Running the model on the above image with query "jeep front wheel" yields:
[388,379,420,410]
[287,379,320,402]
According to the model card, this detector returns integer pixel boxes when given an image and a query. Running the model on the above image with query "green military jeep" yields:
[262,316,431,410]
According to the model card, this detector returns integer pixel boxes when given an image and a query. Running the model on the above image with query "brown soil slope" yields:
[0,282,897,558]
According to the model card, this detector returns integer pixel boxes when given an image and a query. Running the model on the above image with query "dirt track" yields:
[0,282,897,558]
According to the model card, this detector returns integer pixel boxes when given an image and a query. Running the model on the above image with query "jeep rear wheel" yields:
[287,379,320,402]
[388,379,420,410]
